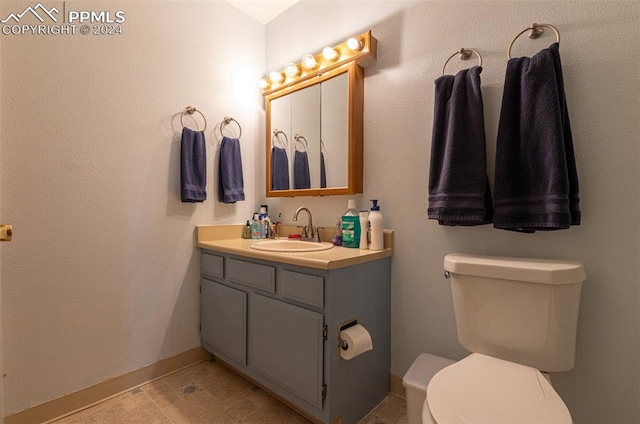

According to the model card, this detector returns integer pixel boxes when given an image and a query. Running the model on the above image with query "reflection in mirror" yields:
[291,84,320,189]
[271,130,289,190]
[293,135,311,189]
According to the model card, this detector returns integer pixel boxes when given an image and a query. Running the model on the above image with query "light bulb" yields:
[347,37,362,51]
[269,70,283,83]
[284,62,299,77]
[301,53,317,70]
[322,46,338,61]
[257,78,270,89]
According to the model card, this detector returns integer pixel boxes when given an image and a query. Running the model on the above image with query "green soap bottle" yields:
[341,199,360,248]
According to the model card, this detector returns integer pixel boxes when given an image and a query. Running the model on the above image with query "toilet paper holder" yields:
[340,339,349,351]
[339,319,359,351]
[338,319,373,360]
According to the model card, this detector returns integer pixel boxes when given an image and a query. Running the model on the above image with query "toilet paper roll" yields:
[339,324,373,360]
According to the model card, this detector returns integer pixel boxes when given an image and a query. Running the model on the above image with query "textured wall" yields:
[0,1,264,414]
[265,2,640,423]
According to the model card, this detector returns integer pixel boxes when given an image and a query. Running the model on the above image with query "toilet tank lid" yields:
[444,253,586,285]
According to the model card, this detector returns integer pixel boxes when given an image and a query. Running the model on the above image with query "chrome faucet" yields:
[292,207,321,242]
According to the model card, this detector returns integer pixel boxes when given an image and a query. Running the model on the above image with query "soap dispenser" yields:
[251,213,261,240]
[369,199,384,251]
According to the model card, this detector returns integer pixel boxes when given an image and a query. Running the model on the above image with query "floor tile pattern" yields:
[53,359,407,424]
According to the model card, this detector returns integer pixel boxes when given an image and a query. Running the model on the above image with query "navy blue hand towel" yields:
[293,150,311,189]
[218,136,245,203]
[180,127,207,203]
[494,43,580,232]
[320,151,327,188]
[271,146,290,190]
[428,66,493,225]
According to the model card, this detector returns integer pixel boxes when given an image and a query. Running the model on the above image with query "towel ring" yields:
[219,116,242,139]
[441,48,483,76]
[294,134,308,152]
[272,130,288,149]
[181,106,207,131]
[507,23,560,59]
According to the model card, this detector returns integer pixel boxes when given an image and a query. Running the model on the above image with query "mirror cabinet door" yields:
[266,62,363,197]
[320,72,349,189]
[269,94,292,191]
[291,84,320,189]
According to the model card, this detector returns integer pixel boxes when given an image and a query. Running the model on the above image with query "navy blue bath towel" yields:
[428,66,493,225]
[218,136,245,203]
[180,127,207,202]
[271,146,290,190]
[494,43,580,232]
[293,150,311,189]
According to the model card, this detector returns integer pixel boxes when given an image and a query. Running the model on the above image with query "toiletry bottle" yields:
[369,199,384,251]
[251,213,261,240]
[258,206,269,239]
[359,211,369,249]
[341,199,360,248]
[273,213,282,238]
[332,220,342,246]
[243,220,251,239]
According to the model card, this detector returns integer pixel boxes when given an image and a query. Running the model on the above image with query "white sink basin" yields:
[250,239,334,252]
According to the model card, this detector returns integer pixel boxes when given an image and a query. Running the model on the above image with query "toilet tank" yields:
[444,253,586,372]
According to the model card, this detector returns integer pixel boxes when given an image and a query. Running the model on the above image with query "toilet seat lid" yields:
[425,353,572,424]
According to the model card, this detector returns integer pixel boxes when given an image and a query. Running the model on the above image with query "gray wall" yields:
[0,0,264,415]
[265,2,640,423]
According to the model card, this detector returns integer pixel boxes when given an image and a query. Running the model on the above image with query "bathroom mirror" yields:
[266,61,364,197]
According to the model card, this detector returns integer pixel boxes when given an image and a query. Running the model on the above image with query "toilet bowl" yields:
[404,253,586,424]
[423,353,571,424]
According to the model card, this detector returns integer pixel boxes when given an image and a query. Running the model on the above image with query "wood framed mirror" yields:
[262,31,376,198]
[266,61,364,197]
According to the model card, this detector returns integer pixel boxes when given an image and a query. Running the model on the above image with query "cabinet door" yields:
[250,294,324,408]
[201,279,246,365]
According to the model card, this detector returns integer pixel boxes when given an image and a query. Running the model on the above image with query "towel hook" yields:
[219,116,243,139]
[272,129,288,149]
[294,134,308,152]
[181,106,207,131]
[441,48,483,76]
[507,23,561,59]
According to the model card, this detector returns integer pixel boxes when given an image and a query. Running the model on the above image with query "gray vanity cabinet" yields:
[200,249,391,424]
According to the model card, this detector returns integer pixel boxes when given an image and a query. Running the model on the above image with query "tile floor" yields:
[53,358,408,424]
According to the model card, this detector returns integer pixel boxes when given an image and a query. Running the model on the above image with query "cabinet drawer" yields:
[227,258,276,293]
[202,252,224,279]
[281,270,324,308]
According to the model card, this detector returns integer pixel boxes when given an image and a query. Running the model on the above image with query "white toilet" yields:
[404,253,586,424]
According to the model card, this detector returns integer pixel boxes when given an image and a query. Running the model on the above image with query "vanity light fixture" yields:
[257,78,271,89]
[269,70,284,84]
[301,53,318,70]
[284,62,300,77]
[260,30,377,95]
[322,46,339,61]
[347,37,363,51]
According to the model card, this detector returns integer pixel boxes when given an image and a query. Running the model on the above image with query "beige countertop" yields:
[196,225,393,270]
